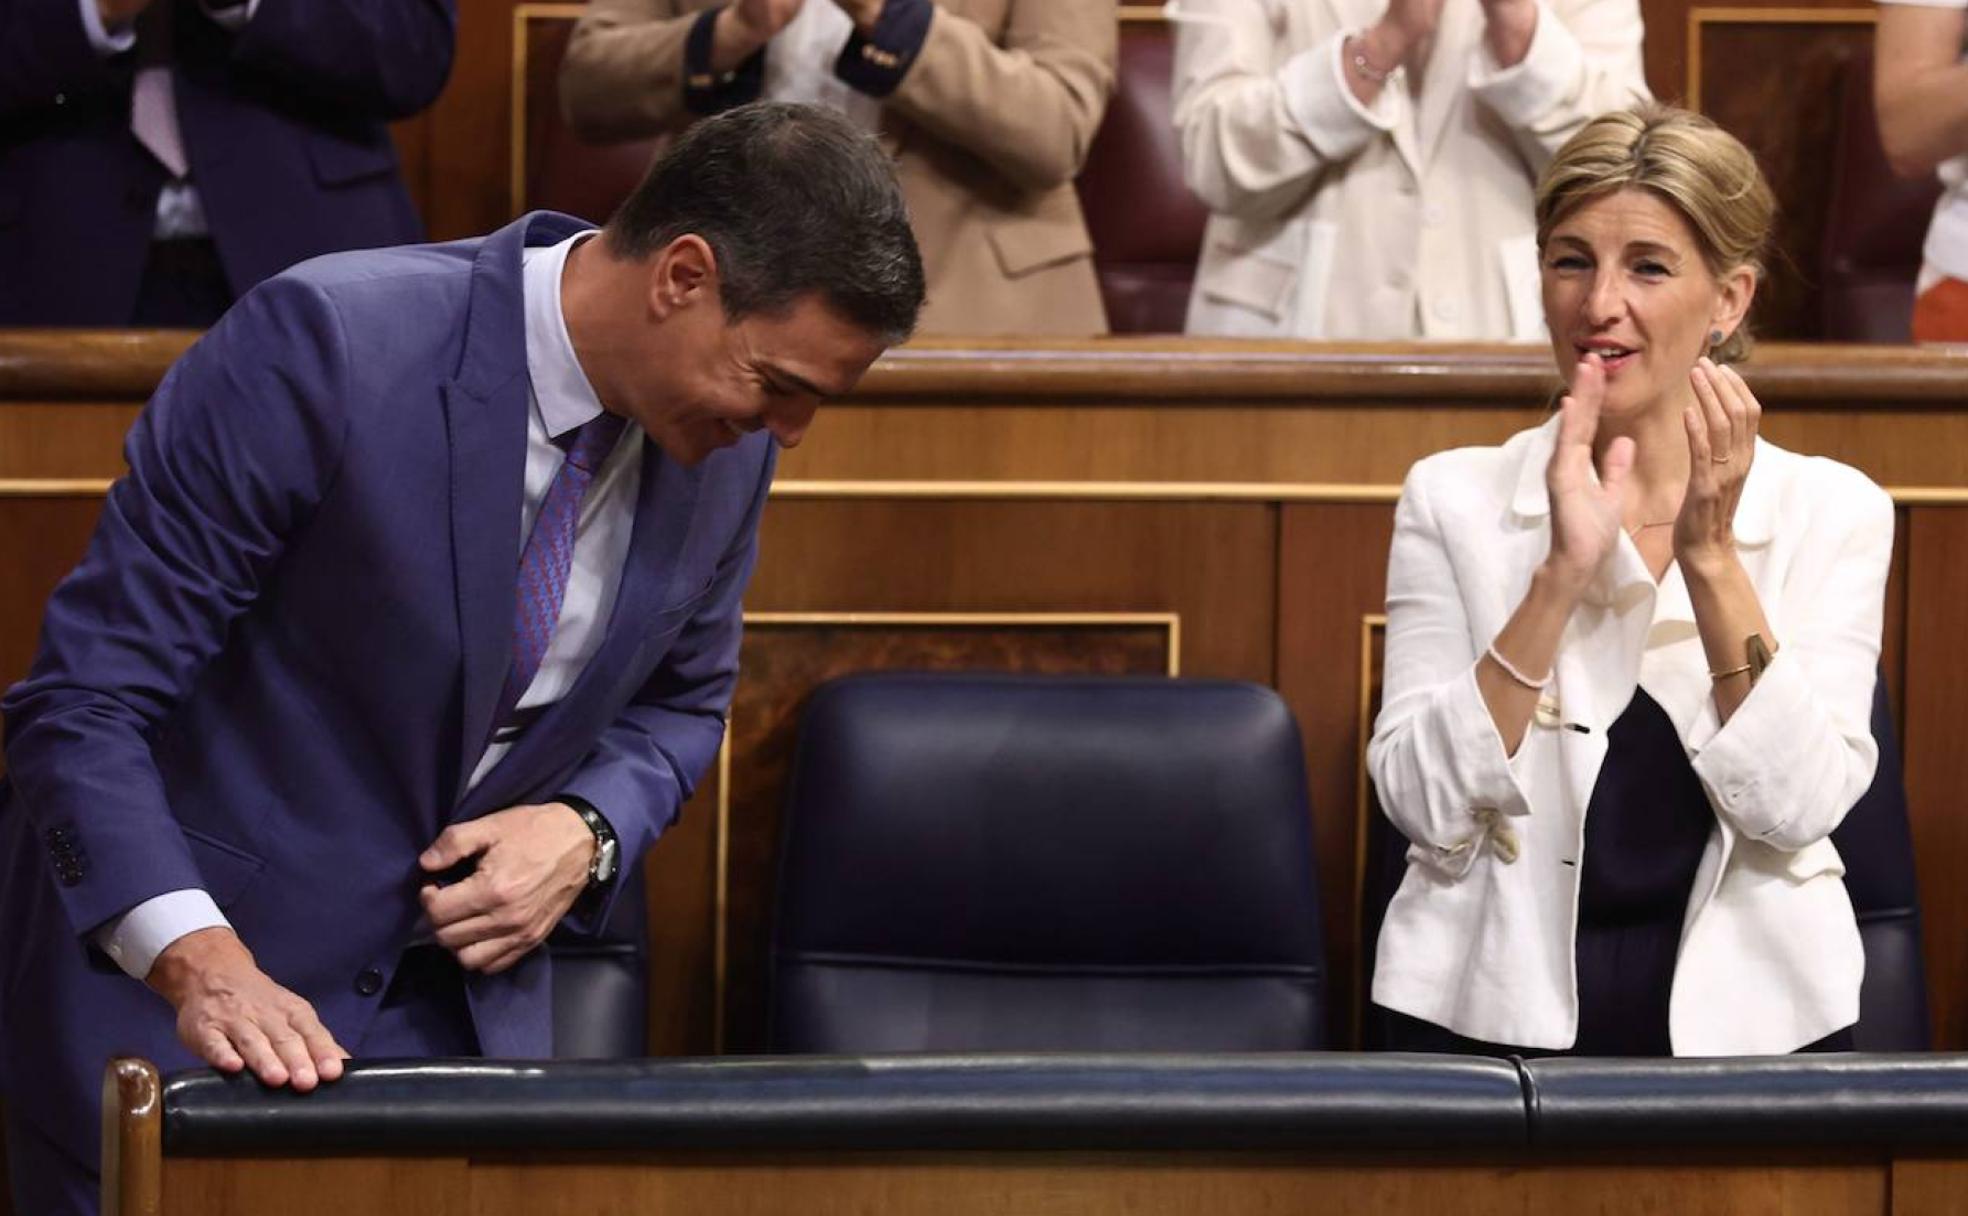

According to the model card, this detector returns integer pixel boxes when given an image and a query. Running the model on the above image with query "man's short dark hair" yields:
[604,102,926,344]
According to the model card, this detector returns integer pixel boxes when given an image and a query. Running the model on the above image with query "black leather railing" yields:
[160,1054,1526,1155]
[1522,1055,1968,1147]
[155,1053,1968,1158]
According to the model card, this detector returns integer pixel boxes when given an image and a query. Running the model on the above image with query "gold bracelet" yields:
[1709,662,1753,681]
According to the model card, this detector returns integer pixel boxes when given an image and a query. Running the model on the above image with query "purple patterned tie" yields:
[494,412,630,730]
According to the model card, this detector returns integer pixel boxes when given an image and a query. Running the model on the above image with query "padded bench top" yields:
[161,1053,1527,1155]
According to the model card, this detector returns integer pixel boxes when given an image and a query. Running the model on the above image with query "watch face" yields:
[593,837,620,885]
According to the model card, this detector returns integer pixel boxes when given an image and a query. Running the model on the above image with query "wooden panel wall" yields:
[6,336,1966,1056]
[389,2,1902,340]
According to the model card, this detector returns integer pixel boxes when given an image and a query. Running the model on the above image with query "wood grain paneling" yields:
[1276,505,1396,1042]
[164,1157,471,1216]
[1891,1159,1968,1216]
[1903,509,1968,1050]
[0,496,113,697]
[1692,12,1877,341]
[152,1151,1896,1216]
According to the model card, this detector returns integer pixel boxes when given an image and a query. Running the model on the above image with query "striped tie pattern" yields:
[494,412,629,730]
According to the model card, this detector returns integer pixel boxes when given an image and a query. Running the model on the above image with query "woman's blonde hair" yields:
[1534,103,1776,364]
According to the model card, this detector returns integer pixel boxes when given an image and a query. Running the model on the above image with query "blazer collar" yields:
[444,210,602,803]
[1508,411,1781,547]
[450,211,598,402]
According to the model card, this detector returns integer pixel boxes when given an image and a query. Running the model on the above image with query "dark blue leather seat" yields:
[1361,674,1931,1051]
[768,673,1326,1053]
[547,871,648,1058]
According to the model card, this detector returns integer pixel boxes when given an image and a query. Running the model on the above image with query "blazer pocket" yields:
[180,825,267,909]
[1198,218,1336,335]
[307,131,400,188]
[1496,231,1545,341]
[987,214,1093,279]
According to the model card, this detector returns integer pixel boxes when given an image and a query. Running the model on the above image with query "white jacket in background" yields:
[1170,0,1648,339]
[1367,415,1892,1054]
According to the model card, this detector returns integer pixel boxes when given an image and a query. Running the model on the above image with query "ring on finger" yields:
[1711,454,1730,463]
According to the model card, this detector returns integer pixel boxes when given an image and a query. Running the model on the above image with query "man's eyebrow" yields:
[759,362,831,399]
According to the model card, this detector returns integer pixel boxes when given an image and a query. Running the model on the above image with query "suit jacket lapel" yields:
[444,377,527,802]
[458,438,708,818]
[442,210,595,806]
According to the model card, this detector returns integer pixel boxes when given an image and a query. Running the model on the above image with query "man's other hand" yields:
[147,927,348,1089]
[418,803,595,975]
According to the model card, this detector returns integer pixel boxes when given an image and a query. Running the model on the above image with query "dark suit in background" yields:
[0,0,455,325]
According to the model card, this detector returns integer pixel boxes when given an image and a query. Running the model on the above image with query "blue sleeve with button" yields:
[834,0,932,98]
[682,6,764,115]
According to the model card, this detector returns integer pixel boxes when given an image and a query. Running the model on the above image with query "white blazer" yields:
[1367,415,1894,1055]
[1168,0,1648,340]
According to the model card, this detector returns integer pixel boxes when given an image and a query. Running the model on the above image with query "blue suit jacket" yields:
[0,211,775,1162]
[0,0,454,324]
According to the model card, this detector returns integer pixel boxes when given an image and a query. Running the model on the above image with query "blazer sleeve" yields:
[553,444,774,930]
[558,0,704,143]
[0,276,352,939]
[0,0,124,117]
[877,0,1115,193]
[1687,468,1893,852]
[1366,460,1536,877]
[227,0,456,120]
[1169,0,1400,221]
[1467,0,1649,173]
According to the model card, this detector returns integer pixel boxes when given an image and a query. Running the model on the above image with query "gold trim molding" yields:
[1686,7,1876,111]
[512,2,589,218]
[11,479,1968,506]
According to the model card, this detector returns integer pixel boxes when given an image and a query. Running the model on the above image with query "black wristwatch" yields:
[563,797,619,889]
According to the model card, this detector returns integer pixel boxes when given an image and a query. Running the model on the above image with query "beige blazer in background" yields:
[1171,0,1648,340]
[561,0,1116,336]
[1368,416,1892,1055]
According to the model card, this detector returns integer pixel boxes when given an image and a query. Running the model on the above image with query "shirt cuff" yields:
[684,6,765,115]
[1467,0,1581,128]
[94,889,231,982]
[78,0,136,56]
[200,0,259,33]
[1281,32,1399,163]
[835,0,933,98]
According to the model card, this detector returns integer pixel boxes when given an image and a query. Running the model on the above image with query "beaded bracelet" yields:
[1486,642,1552,691]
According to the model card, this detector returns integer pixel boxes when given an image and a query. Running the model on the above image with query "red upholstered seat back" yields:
[1074,21,1209,334]
[1819,50,1944,343]
[519,17,664,223]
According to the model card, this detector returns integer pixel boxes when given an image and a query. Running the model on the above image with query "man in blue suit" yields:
[0,0,455,325]
[0,101,925,1214]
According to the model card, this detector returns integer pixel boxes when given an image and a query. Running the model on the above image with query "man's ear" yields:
[647,234,719,320]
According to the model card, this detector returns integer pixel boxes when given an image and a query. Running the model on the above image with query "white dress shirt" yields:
[96,230,642,981]
[1367,415,1892,1055]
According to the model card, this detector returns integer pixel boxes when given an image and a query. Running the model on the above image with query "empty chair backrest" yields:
[770,673,1326,1052]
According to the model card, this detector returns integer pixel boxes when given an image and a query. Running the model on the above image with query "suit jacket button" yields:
[354,968,385,997]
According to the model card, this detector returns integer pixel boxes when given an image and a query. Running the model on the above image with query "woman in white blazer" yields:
[1367,105,1892,1056]
[1169,0,1649,341]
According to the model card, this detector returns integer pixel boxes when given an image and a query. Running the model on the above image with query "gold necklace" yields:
[1626,518,1674,538]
